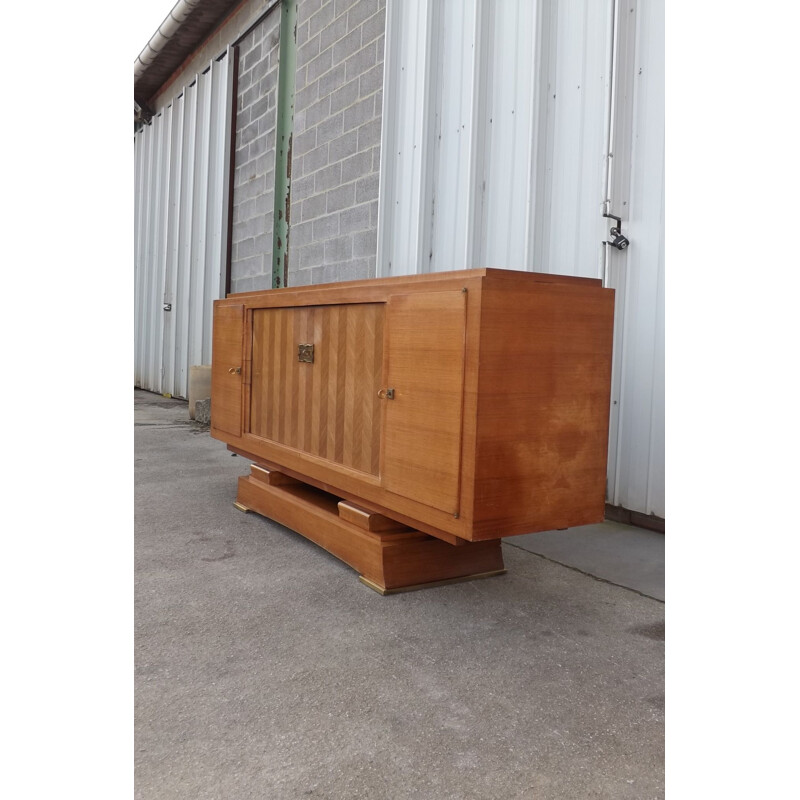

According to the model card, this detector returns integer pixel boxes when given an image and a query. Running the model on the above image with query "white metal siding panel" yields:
[546,0,589,275]
[603,0,634,511]
[150,109,169,393]
[203,59,227,364]
[379,0,612,277]
[378,0,664,520]
[475,0,536,270]
[646,181,665,516]
[134,53,232,399]
[141,113,159,391]
[426,0,477,272]
[161,100,181,398]
[176,82,197,398]
[535,0,614,279]
[189,71,210,376]
[610,0,665,518]
[383,0,439,276]
[134,129,146,388]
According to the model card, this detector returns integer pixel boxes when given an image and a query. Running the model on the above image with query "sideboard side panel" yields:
[471,282,615,539]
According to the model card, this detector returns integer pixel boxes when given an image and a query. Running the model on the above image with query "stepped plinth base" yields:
[235,464,506,594]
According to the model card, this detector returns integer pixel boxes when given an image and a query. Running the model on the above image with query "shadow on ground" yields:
[135,390,664,800]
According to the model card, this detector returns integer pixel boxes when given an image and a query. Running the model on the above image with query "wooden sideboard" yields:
[211,268,614,593]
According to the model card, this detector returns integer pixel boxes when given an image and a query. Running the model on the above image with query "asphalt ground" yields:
[135,389,664,799]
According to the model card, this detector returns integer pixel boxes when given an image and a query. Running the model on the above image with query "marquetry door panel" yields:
[381,291,467,515]
[249,303,385,476]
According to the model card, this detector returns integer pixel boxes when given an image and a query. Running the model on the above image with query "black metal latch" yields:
[603,212,630,251]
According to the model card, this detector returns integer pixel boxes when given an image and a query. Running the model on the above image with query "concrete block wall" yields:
[149,0,387,294]
[148,0,274,112]
[288,0,386,286]
[230,6,283,294]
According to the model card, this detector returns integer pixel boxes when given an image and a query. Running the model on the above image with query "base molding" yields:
[235,464,505,593]
[605,503,665,533]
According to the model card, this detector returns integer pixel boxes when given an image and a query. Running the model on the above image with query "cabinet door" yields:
[211,303,244,438]
[249,303,384,475]
[382,290,467,515]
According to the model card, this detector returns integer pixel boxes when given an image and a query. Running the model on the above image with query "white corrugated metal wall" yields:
[605,0,664,518]
[378,0,664,519]
[134,51,233,399]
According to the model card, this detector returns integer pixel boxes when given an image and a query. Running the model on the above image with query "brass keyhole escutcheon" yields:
[378,388,395,400]
[228,367,241,375]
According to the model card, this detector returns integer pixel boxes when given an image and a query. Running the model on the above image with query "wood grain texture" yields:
[250,464,301,486]
[381,290,467,516]
[227,267,599,303]
[236,470,504,591]
[227,445,469,545]
[249,304,384,476]
[210,303,244,438]
[211,268,615,545]
[470,279,615,538]
[337,501,411,532]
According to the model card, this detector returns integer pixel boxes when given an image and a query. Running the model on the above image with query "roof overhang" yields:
[134,0,242,109]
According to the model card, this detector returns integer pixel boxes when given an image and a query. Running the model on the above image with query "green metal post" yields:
[272,0,297,288]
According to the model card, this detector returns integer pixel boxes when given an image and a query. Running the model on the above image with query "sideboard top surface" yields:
[222,268,601,304]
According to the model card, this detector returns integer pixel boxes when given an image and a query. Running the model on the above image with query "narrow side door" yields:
[381,290,467,516]
[210,302,245,440]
